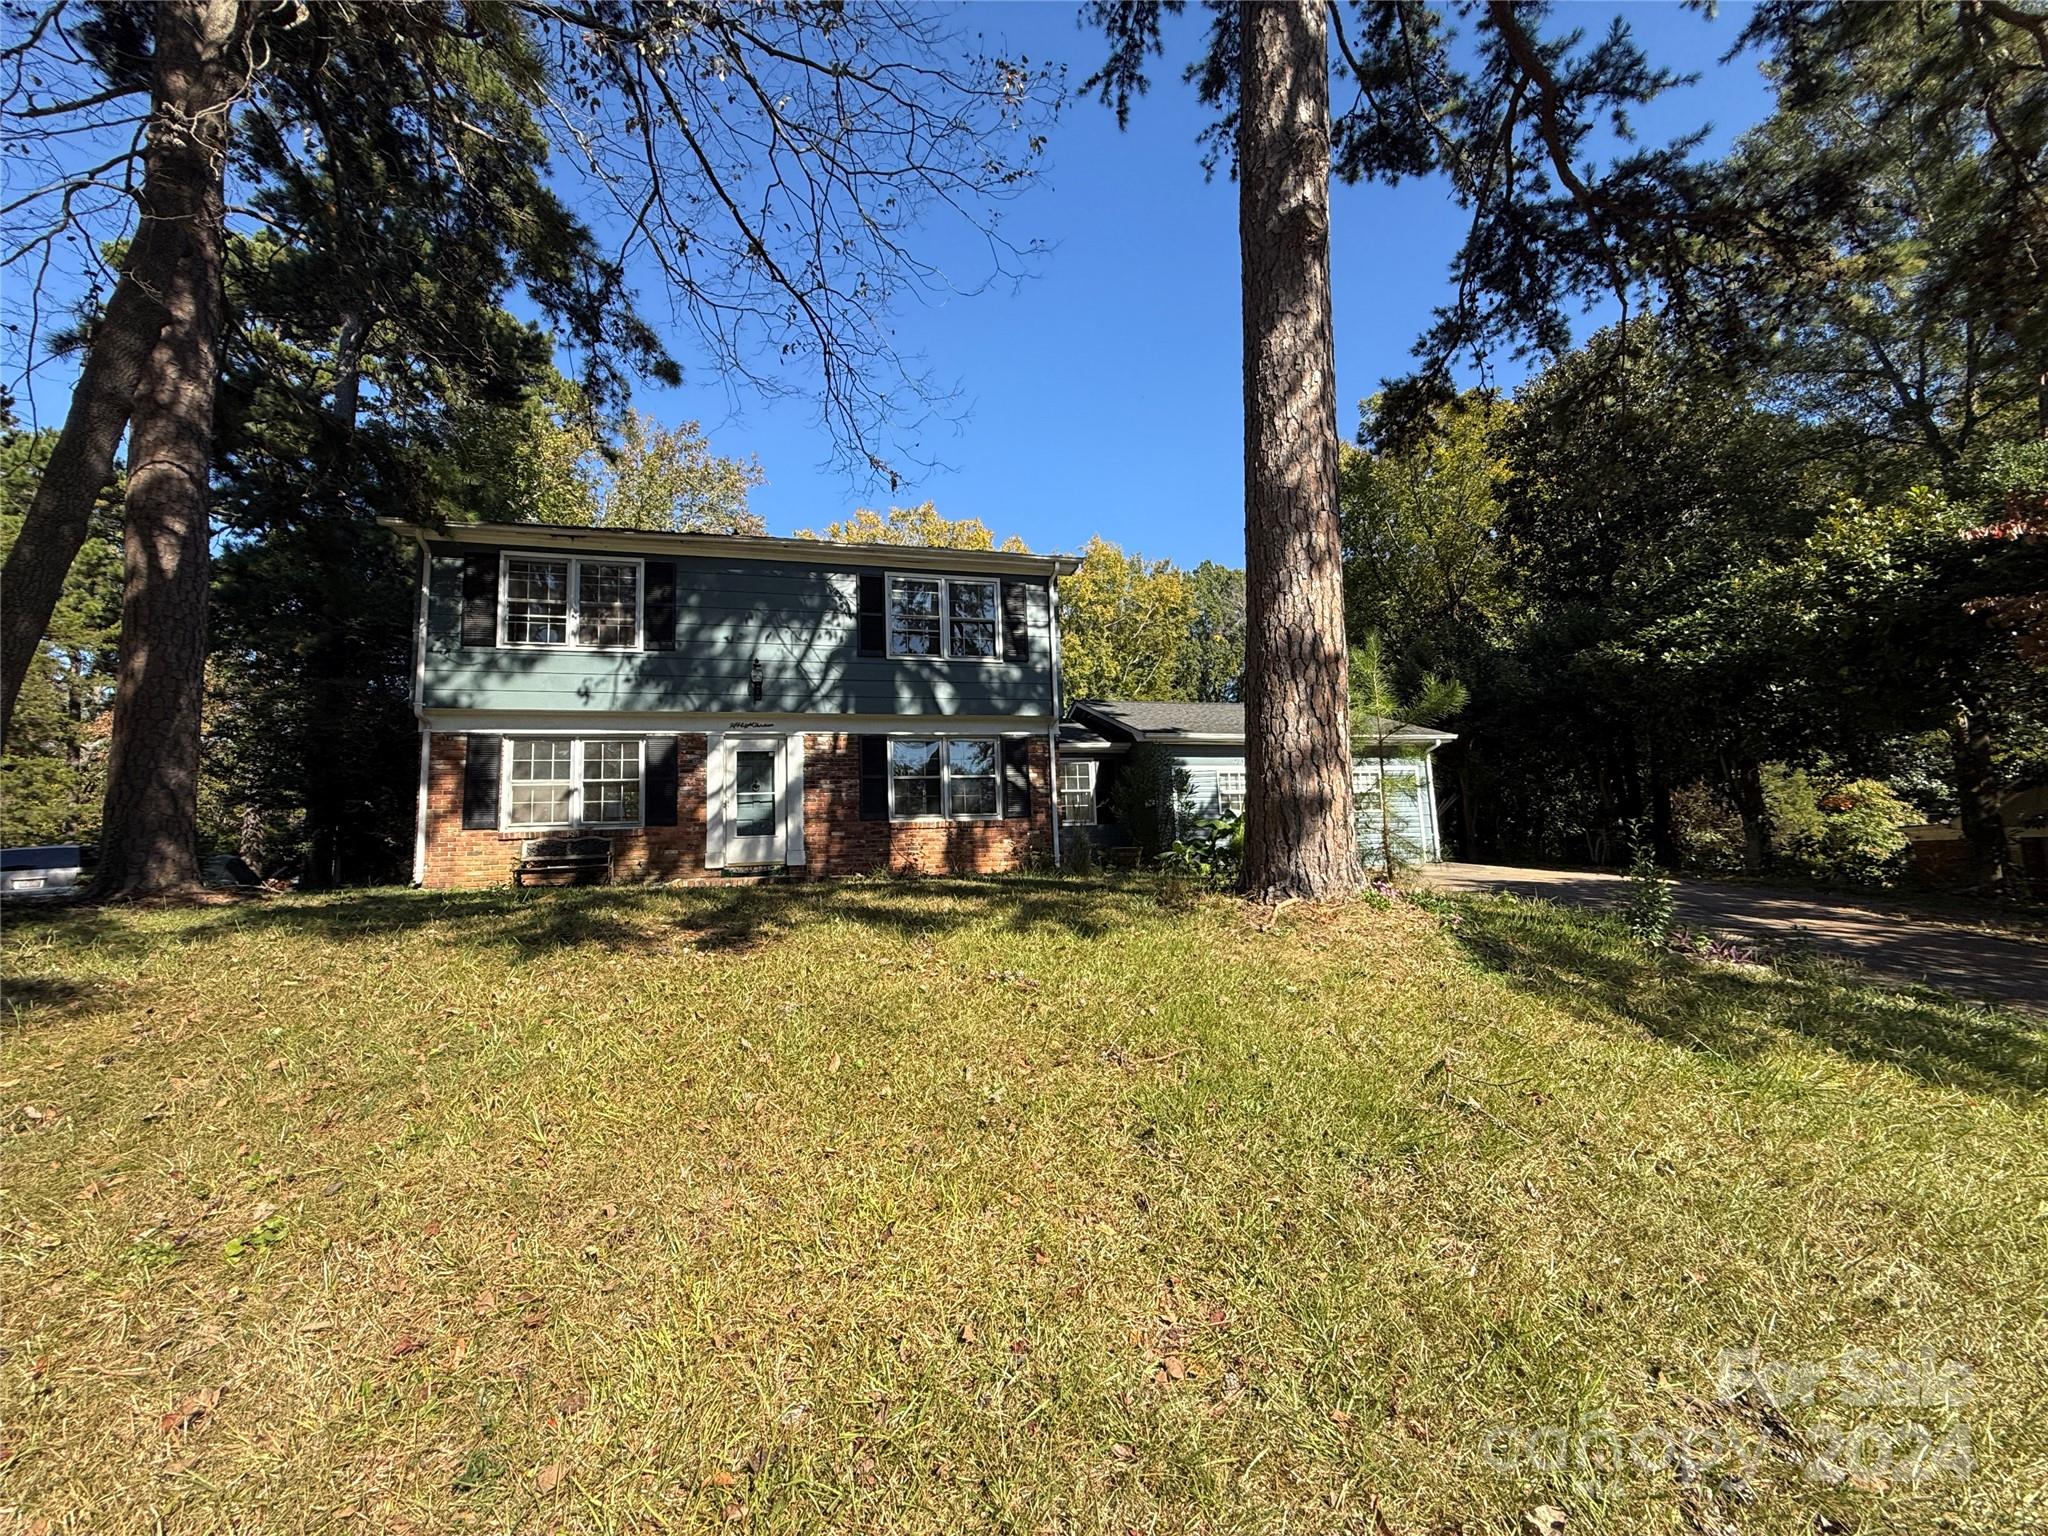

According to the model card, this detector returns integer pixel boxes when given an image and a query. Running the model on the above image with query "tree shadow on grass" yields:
[1,974,97,1022]
[1448,895,2048,1104]
[76,874,1141,964]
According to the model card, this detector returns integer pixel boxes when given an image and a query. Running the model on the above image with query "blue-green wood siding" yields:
[421,546,1055,716]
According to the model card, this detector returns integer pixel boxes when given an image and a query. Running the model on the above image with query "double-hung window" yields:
[1216,768,1247,816]
[1057,759,1098,826]
[889,736,1002,820]
[502,554,641,649]
[504,557,571,646]
[887,574,1002,660]
[946,579,999,658]
[505,736,644,828]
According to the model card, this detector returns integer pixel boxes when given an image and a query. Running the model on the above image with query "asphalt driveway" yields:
[1422,862,2047,1012]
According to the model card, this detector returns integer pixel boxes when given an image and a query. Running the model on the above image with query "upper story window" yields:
[502,554,642,650]
[504,557,570,645]
[888,574,1002,661]
[947,579,998,658]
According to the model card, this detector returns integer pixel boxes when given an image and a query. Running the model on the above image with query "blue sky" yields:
[8,2,1778,569]
[616,2,1779,566]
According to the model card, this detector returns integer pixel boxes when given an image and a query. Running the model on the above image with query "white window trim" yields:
[885,572,1004,664]
[498,550,646,653]
[502,734,647,831]
[1216,767,1247,816]
[888,733,1004,822]
[1057,756,1098,827]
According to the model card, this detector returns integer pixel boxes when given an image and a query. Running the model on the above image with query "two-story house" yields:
[383,519,1080,887]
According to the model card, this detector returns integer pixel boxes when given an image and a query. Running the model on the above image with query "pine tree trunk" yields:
[1648,738,1678,866]
[1237,0,1359,903]
[1457,747,1478,860]
[1951,703,2007,897]
[1730,757,1770,876]
[90,0,248,899]
[0,264,171,748]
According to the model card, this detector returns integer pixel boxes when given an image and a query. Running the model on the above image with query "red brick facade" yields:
[800,732,1052,876]
[421,733,708,889]
[419,729,1051,887]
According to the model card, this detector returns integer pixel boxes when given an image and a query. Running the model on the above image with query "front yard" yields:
[2,879,2043,1533]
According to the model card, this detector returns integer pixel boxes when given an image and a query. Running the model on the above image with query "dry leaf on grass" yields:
[160,1385,223,1434]
[1525,1507,1569,1535]
[536,1461,566,1493]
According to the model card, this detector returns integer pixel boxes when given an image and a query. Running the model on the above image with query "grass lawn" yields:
[3,878,2043,1534]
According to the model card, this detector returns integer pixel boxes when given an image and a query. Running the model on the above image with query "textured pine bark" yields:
[1951,703,2008,897]
[0,276,171,747]
[91,0,248,898]
[1237,0,1360,902]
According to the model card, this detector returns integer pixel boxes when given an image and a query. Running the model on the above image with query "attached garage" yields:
[1058,700,1455,863]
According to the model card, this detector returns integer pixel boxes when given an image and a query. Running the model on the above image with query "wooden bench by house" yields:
[513,835,613,887]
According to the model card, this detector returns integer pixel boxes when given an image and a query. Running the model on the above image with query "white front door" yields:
[724,736,785,866]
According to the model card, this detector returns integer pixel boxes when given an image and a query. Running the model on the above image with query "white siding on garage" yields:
[1169,752,1241,824]
[1153,745,1444,863]
[1353,755,1441,863]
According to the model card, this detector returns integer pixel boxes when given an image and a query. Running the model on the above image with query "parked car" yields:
[1,844,89,895]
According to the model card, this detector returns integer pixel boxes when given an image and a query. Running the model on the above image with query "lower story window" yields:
[1216,768,1247,816]
[890,736,1000,820]
[1058,758,1097,826]
[506,736,643,828]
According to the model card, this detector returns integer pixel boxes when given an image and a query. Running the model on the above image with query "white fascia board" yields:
[379,517,1081,579]
[421,709,1055,734]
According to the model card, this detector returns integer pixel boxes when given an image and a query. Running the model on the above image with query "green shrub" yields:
[1766,766,1914,886]
[1158,812,1244,892]
[1624,841,1675,949]
[1674,767,1915,887]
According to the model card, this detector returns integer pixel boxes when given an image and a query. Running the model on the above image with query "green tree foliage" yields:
[191,8,678,886]
[507,397,767,534]
[1057,537,1194,703]
[1507,327,1832,866]
[0,419,122,846]
[1341,390,1514,679]
[1722,3,2048,477]
[1180,561,1247,702]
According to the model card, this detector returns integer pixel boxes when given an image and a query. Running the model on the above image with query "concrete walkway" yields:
[1422,862,2047,1012]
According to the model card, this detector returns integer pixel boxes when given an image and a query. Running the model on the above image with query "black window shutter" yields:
[1002,581,1032,663]
[859,734,889,820]
[644,561,678,650]
[462,734,501,829]
[461,554,498,646]
[857,572,886,656]
[1001,737,1032,820]
[644,735,679,825]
